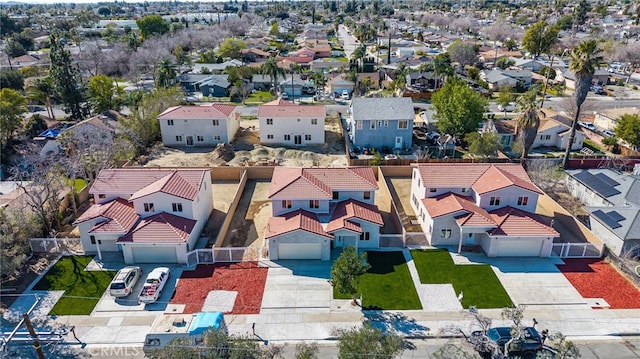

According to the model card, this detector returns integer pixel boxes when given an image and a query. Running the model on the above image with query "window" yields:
[267,134,274,139]
[311,118,318,125]
[377,120,383,127]
[333,191,339,200]
[172,203,183,212]
[370,121,376,130]
[197,135,204,142]
[284,134,291,141]
[214,135,221,140]
[176,135,183,142]
[356,121,363,130]
[517,196,529,206]
[363,191,371,200]
[212,119,220,126]
[398,120,408,129]
[545,135,551,140]
[267,118,273,125]
[305,134,311,141]
[309,200,319,208]
[429,188,437,193]
[461,188,469,193]
[540,135,544,140]
[144,203,155,212]
[282,200,292,208]
[360,232,370,241]
[167,119,174,126]
[441,229,452,238]
[384,120,389,127]
[98,194,106,199]
[489,196,501,206]
[90,235,96,244]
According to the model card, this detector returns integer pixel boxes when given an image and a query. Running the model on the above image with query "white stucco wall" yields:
[565,176,611,207]
[271,199,330,216]
[160,115,236,147]
[267,229,331,260]
[331,220,381,249]
[259,116,325,145]
[476,187,539,213]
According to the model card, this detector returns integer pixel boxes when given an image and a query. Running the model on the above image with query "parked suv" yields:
[109,266,142,297]
[470,327,543,359]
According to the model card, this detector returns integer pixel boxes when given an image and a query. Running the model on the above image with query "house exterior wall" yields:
[589,219,625,256]
[351,118,413,150]
[267,230,331,260]
[201,84,228,97]
[259,115,325,145]
[332,220,381,249]
[565,176,611,207]
[594,114,616,130]
[476,187,539,213]
[77,219,122,253]
[160,116,236,147]
[429,213,466,246]
[480,235,553,257]
[532,126,584,150]
[132,192,196,219]
[558,131,585,150]
[272,199,331,216]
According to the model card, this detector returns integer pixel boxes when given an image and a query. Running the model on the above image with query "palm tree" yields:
[514,88,541,161]
[27,77,56,120]
[156,58,176,89]
[351,45,366,72]
[260,56,285,94]
[562,39,603,169]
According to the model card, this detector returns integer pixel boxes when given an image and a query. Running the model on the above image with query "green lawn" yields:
[333,251,422,310]
[33,256,115,315]
[411,249,513,309]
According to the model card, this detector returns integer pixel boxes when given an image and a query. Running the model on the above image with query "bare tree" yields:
[76,41,107,77]
[614,42,640,83]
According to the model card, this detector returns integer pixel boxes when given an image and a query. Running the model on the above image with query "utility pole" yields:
[23,313,45,359]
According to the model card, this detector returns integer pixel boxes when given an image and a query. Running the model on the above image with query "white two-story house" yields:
[74,168,212,264]
[410,163,558,257]
[258,99,326,146]
[265,167,383,260]
[158,104,240,147]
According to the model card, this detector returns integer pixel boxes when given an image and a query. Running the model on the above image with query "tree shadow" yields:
[365,251,405,275]
[363,311,428,341]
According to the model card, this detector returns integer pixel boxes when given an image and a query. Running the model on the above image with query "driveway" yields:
[337,24,359,59]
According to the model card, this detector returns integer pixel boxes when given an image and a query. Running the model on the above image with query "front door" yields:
[395,136,403,149]
[186,136,194,146]
[465,233,475,245]
[294,135,302,145]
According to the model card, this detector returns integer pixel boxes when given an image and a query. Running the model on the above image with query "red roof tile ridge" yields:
[490,206,559,236]
[210,103,236,116]
[268,167,304,198]
[301,170,334,196]
[347,167,380,189]
[129,173,174,200]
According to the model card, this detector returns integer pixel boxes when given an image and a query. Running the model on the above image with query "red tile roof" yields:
[117,212,196,243]
[326,199,383,233]
[413,163,540,194]
[90,169,207,201]
[262,99,297,106]
[489,206,559,237]
[265,209,332,239]
[422,193,496,227]
[269,167,378,200]
[129,171,200,201]
[277,56,315,64]
[74,198,139,233]
[158,104,235,120]
[257,103,326,118]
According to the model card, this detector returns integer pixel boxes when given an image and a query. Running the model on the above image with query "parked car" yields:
[109,266,142,298]
[602,130,614,138]
[578,121,596,131]
[138,267,170,304]
[497,102,516,112]
[341,90,350,100]
[281,92,289,100]
[470,326,543,359]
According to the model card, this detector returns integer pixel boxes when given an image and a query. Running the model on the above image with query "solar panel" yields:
[595,173,620,187]
[592,210,622,229]
[607,211,626,222]
[574,171,621,198]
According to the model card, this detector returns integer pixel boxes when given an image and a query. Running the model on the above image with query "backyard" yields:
[334,251,422,310]
[411,249,513,309]
[32,255,115,315]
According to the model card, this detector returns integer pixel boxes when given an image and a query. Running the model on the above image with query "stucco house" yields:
[265,167,382,260]
[349,97,414,151]
[532,111,585,150]
[563,69,609,90]
[327,75,355,96]
[74,168,212,264]
[257,99,326,145]
[410,163,558,257]
[158,104,239,147]
[565,167,640,257]
[593,107,640,131]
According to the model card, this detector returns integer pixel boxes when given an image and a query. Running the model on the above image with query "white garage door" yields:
[495,239,543,257]
[278,243,322,260]
[132,246,178,263]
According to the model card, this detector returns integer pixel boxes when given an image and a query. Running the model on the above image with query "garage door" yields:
[278,243,322,260]
[132,246,178,263]
[495,239,543,257]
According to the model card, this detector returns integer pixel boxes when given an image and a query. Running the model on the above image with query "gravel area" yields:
[202,290,237,312]
[416,284,463,312]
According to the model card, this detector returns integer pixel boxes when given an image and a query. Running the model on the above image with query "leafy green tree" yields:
[497,84,514,115]
[87,74,123,114]
[136,14,169,39]
[260,56,285,93]
[331,246,370,300]
[522,20,560,59]
[496,57,515,70]
[614,113,640,150]
[432,77,488,139]
[556,15,574,31]
[503,39,518,51]
[48,31,88,120]
[562,39,603,168]
[5,38,27,58]
[539,65,556,80]
[466,132,502,158]
[335,324,404,359]
[218,38,247,60]
[0,88,27,149]
[0,70,24,91]
[574,0,591,27]
[269,22,279,36]
[197,50,219,64]
[431,52,454,89]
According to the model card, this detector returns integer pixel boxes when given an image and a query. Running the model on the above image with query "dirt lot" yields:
[220,180,271,248]
[146,117,348,168]
[387,177,422,232]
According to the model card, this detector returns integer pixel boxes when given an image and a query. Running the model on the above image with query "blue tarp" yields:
[38,129,60,138]
[188,312,224,335]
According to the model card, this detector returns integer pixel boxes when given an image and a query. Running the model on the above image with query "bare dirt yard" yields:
[220,180,272,248]
[145,116,348,168]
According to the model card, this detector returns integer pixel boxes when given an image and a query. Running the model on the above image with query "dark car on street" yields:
[470,326,544,359]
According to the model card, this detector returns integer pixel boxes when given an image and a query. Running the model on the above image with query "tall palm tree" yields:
[260,56,285,94]
[156,58,176,89]
[514,89,541,161]
[562,39,603,169]
[27,77,56,120]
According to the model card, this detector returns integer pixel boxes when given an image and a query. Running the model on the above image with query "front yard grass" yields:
[333,251,421,310]
[32,255,115,315]
[411,249,513,309]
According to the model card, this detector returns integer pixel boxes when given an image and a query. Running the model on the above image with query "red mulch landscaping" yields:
[170,262,267,314]
[557,259,640,309]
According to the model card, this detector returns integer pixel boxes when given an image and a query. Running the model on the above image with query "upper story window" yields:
[167,120,174,126]
[332,191,339,200]
[172,203,183,212]
[309,200,319,208]
[490,196,501,206]
[282,200,292,208]
[98,194,106,199]
[267,118,273,125]
[212,119,220,126]
[176,136,183,142]
[144,203,155,212]
[197,135,204,142]
[305,134,311,141]
[267,134,274,139]
[429,188,436,193]
[356,121,363,130]
[517,196,529,206]
[377,120,383,128]
[461,188,469,193]
[363,191,371,200]
[441,229,452,238]
[370,121,376,130]
[384,120,389,127]
[311,118,318,125]
[284,134,291,141]
[398,120,408,129]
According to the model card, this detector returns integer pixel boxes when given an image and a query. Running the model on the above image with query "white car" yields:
[497,102,516,112]
[602,130,614,138]
[109,266,142,298]
[579,121,596,131]
[138,267,170,304]
[341,90,350,100]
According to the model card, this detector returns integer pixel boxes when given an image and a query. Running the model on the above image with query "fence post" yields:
[563,243,569,258]
[228,248,232,262]
[54,239,59,253]
[582,244,587,257]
